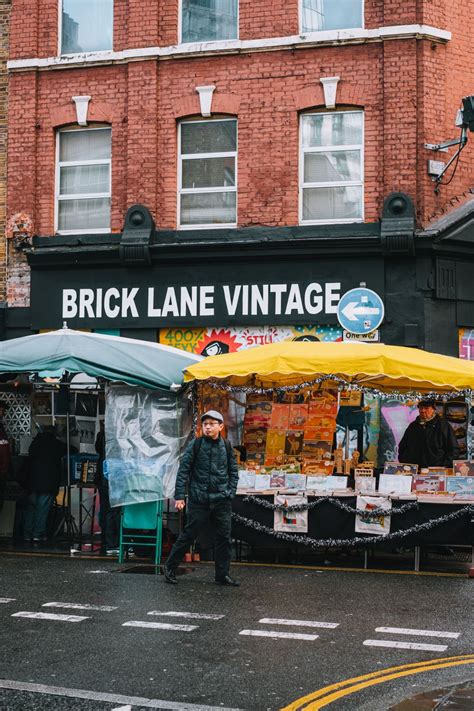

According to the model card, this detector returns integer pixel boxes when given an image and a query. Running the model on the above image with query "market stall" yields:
[183,342,474,570]
[0,327,201,547]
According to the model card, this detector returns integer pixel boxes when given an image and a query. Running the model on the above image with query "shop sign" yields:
[30,260,385,329]
[342,330,380,343]
[337,287,384,335]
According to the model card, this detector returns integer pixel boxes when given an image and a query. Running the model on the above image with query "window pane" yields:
[181,121,236,155]
[58,197,110,231]
[182,157,235,189]
[61,0,113,53]
[304,151,361,182]
[60,164,110,195]
[302,113,362,148]
[60,130,111,162]
[181,192,236,225]
[302,0,362,32]
[302,186,362,220]
[182,0,238,42]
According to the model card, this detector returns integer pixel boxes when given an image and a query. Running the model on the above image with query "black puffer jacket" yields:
[28,432,67,495]
[175,436,239,504]
[398,415,459,468]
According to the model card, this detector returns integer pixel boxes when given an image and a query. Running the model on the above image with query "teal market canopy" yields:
[0,328,202,390]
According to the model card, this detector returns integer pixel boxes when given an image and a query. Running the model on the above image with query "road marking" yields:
[0,598,15,603]
[363,639,447,652]
[43,602,118,612]
[259,618,339,629]
[148,610,225,620]
[280,654,474,710]
[112,706,132,711]
[11,612,89,623]
[375,626,460,639]
[239,629,318,641]
[122,620,198,632]
[0,679,242,710]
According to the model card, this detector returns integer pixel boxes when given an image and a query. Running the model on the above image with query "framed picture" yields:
[383,462,418,477]
[378,474,413,496]
[355,496,391,536]
[412,475,446,494]
[446,477,474,498]
[453,460,474,477]
[355,476,376,494]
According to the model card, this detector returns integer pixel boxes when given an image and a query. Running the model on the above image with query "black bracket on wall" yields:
[119,204,155,265]
[381,192,415,257]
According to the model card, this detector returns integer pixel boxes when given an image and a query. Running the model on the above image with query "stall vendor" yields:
[398,399,459,468]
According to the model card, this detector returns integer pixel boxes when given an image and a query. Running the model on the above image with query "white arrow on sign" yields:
[342,302,381,321]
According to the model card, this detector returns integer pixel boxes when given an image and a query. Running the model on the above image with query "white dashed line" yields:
[239,629,318,641]
[43,602,118,612]
[259,618,339,629]
[375,626,460,639]
[12,612,89,623]
[148,611,225,620]
[363,639,448,652]
[0,598,15,603]
[122,621,198,632]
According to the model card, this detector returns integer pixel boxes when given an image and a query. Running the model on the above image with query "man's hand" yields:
[175,499,186,511]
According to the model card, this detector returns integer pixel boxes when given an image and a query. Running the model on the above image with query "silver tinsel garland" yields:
[199,377,472,402]
[242,494,419,518]
[231,505,474,548]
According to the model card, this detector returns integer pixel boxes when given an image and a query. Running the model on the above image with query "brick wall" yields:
[5,0,474,257]
[0,0,11,302]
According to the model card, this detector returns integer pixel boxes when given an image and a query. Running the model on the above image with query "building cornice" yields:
[8,25,451,72]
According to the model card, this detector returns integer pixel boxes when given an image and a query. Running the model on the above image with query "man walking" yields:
[164,410,240,586]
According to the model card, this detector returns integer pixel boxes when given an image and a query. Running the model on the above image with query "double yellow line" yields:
[281,654,474,710]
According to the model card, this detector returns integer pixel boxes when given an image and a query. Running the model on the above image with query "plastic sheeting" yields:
[105,384,192,507]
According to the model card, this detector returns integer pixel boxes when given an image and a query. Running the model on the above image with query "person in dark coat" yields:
[398,399,459,468]
[0,401,11,514]
[94,421,120,555]
[23,426,67,542]
[164,410,240,586]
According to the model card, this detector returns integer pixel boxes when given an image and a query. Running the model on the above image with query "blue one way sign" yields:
[337,287,384,335]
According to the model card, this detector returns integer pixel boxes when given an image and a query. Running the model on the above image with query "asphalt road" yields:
[0,553,473,710]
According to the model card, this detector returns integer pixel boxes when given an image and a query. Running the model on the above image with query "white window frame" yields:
[178,117,238,230]
[58,0,114,56]
[299,110,364,225]
[55,126,112,235]
[299,0,364,34]
[178,0,239,45]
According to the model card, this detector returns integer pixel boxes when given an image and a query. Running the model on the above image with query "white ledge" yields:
[7,25,451,71]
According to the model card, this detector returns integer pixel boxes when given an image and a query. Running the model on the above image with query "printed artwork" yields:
[355,496,392,536]
[453,460,474,477]
[355,476,376,494]
[412,476,446,494]
[274,495,308,533]
[254,474,271,490]
[237,470,256,490]
[285,473,307,490]
[305,475,348,491]
[446,477,474,498]
[159,325,343,355]
[459,327,474,361]
[378,474,413,496]
[270,472,286,488]
[383,462,418,477]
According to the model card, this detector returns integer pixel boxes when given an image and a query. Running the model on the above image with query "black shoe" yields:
[215,575,240,587]
[164,565,178,584]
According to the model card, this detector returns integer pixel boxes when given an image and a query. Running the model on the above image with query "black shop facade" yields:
[5,195,474,358]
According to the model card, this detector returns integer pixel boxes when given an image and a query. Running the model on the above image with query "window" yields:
[181,0,238,43]
[301,0,363,32]
[178,119,237,228]
[300,111,364,223]
[61,0,113,54]
[56,128,111,233]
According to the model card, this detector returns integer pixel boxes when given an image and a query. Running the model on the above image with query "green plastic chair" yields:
[119,500,163,566]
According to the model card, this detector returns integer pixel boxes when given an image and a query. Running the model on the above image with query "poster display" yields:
[274,495,308,533]
[355,496,392,535]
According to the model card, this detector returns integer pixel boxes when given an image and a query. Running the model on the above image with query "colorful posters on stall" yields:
[274,495,308,533]
[355,496,392,535]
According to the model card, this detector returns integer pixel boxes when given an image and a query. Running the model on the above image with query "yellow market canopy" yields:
[184,341,474,394]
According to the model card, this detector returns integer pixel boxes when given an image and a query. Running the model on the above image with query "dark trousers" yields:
[166,499,233,579]
[97,480,120,550]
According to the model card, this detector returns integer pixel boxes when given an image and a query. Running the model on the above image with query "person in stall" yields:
[94,421,121,556]
[0,400,12,514]
[24,425,67,543]
[398,398,459,468]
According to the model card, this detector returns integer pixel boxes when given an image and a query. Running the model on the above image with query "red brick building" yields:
[3,0,474,356]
